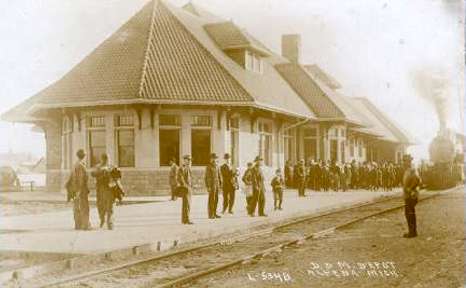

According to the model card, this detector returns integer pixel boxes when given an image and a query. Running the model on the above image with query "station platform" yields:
[0,189,400,255]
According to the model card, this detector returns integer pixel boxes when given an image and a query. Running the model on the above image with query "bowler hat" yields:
[210,153,218,159]
[76,149,86,159]
[224,153,231,159]
[183,155,191,160]
[254,156,263,162]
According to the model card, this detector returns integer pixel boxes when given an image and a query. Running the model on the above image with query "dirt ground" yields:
[190,187,464,288]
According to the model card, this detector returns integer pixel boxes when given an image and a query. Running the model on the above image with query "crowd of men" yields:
[284,159,405,193]
[170,153,278,224]
[66,147,411,231]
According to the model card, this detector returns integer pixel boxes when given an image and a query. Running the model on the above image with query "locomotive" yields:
[422,128,464,190]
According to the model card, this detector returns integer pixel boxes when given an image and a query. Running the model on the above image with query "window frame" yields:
[159,114,182,167]
[191,114,212,166]
[114,114,135,168]
[283,126,295,163]
[87,115,106,168]
[258,119,273,167]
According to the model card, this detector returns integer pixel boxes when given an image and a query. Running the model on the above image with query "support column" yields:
[213,110,228,157]
[44,120,62,192]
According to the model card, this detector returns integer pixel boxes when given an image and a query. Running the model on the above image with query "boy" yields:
[271,169,285,210]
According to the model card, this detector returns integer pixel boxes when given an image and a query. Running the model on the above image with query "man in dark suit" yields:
[402,155,420,238]
[177,155,193,225]
[205,153,222,219]
[91,153,114,229]
[251,156,267,217]
[296,159,306,197]
[221,153,235,214]
[69,149,91,230]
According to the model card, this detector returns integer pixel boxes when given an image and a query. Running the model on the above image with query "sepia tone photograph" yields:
[0,0,464,287]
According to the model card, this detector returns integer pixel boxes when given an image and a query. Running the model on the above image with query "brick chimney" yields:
[281,34,301,64]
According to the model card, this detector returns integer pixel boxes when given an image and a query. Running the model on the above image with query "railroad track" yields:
[12,192,441,288]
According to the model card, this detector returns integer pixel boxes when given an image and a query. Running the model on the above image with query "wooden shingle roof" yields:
[138,2,252,103]
[275,63,345,119]
[1,0,411,146]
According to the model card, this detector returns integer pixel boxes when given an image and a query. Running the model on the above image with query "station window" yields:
[245,50,263,73]
[191,115,212,166]
[258,121,272,166]
[87,116,106,167]
[115,115,135,168]
[283,127,295,163]
[159,115,181,166]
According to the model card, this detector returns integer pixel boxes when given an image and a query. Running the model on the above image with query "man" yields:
[271,169,285,210]
[220,153,235,214]
[284,160,294,188]
[91,153,115,229]
[169,159,178,201]
[402,155,421,238]
[205,153,222,219]
[177,155,193,225]
[251,156,267,217]
[296,159,306,197]
[69,149,91,230]
[242,162,254,216]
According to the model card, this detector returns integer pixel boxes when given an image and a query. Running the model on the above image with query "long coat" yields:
[205,163,222,191]
[220,163,234,191]
[70,160,90,230]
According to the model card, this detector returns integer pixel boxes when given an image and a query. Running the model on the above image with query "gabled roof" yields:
[181,2,225,23]
[1,0,410,146]
[149,0,316,119]
[2,0,315,121]
[350,97,413,144]
[204,21,271,56]
[138,2,252,103]
[275,63,345,119]
[304,64,341,90]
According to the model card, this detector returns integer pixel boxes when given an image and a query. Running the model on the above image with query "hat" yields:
[254,156,263,162]
[210,153,218,159]
[224,153,231,159]
[299,159,305,163]
[183,155,191,160]
[275,169,281,173]
[76,149,86,159]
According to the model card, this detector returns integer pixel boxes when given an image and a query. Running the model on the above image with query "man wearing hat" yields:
[296,159,307,197]
[68,149,91,230]
[205,153,222,219]
[177,155,193,224]
[402,154,420,238]
[251,156,267,217]
[220,153,235,214]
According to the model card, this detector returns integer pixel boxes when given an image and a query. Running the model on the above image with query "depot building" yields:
[1,0,411,195]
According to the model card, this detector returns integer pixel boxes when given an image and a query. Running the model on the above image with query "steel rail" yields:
[33,191,420,288]
[148,193,440,288]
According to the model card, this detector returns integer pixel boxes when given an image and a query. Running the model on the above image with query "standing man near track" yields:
[402,154,421,238]
[205,153,222,219]
[251,156,267,217]
[221,153,235,214]
[178,155,193,225]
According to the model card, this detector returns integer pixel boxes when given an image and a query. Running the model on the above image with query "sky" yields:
[0,0,463,160]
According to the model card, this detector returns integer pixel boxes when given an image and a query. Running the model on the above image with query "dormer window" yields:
[245,50,263,73]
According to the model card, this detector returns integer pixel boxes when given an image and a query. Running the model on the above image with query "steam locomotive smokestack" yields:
[411,67,450,133]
